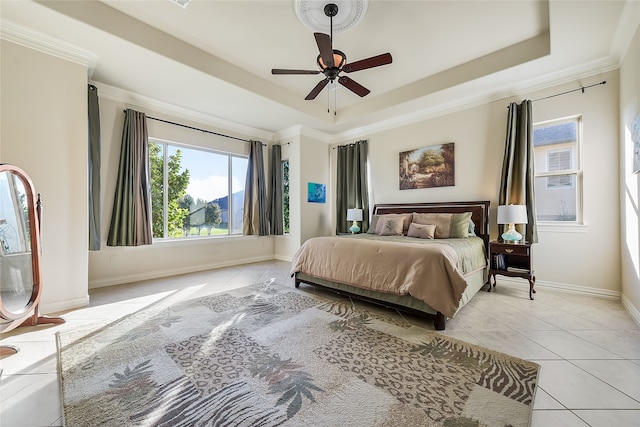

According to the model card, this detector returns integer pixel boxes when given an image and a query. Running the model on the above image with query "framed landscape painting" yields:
[399,142,455,190]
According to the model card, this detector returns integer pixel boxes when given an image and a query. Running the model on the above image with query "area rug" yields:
[57,281,539,427]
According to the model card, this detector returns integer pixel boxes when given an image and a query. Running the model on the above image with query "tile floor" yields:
[1,260,639,427]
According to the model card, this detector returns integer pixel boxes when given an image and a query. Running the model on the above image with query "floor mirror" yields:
[0,163,64,359]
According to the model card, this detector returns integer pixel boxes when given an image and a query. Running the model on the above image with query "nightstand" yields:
[487,241,535,300]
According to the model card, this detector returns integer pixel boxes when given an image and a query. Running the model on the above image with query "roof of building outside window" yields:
[533,122,576,146]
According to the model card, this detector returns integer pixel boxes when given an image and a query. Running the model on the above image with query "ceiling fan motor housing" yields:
[317,50,346,81]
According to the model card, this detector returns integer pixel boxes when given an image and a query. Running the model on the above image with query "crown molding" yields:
[332,56,620,142]
[274,125,332,144]
[0,19,97,74]
[93,82,275,142]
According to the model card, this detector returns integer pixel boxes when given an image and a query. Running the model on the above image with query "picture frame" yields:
[399,142,455,190]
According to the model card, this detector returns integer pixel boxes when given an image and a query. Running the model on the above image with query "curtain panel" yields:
[107,109,153,246]
[269,144,284,235]
[499,100,538,243]
[243,140,269,236]
[336,140,370,234]
[88,84,101,250]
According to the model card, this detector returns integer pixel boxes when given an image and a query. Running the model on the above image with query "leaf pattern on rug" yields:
[112,314,182,344]
[107,360,156,408]
[329,313,373,332]
[319,300,410,328]
[249,353,324,419]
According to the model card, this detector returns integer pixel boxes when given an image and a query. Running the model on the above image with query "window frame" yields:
[149,137,248,241]
[533,115,584,226]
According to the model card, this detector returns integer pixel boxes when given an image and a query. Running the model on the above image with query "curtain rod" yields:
[531,80,606,103]
[122,110,258,144]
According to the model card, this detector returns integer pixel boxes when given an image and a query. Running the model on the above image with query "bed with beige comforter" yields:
[290,233,487,325]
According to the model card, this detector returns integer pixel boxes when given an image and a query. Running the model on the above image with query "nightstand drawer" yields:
[493,244,529,256]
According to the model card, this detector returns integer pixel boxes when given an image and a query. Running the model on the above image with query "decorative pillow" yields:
[373,213,413,235]
[412,213,452,238]
[407,222,436,239]
[367,215,380,234]
[450,212,473,238]
[412,212,473,238]
[376,216,405,236]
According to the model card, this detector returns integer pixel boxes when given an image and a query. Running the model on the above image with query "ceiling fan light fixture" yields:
[318,50,346,71]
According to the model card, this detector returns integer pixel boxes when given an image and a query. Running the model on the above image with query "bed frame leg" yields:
[434,312,446,331]
[294,278,300,288]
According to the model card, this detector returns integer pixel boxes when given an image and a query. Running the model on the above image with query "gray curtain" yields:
[107,109,153,246]
[499,100,538,243]
[243,140,269,236]
[269,144,283,235]
[88,84,101,250]
[336,140,370,234]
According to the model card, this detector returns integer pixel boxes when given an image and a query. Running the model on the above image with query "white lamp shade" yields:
[346,208,363,221]
[497,205,528,224]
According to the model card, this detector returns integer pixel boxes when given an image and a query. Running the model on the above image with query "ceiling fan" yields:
[271,3,392,101]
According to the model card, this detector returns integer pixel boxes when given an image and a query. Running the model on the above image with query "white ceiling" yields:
[0,1,636,138]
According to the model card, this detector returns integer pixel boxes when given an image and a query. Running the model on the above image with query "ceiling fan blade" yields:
[305,78,329,100]
[338,76,370,97]
[314,32,334,68]
[272,69,321,75]
[343,53,393,73]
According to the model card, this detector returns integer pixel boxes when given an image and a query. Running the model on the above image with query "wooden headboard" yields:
[372,200,491,248]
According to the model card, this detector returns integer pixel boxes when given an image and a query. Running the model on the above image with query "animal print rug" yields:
[56,281,539,426]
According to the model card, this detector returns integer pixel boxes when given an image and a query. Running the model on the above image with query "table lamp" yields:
[497,204,528,242]
[346,208,363,234]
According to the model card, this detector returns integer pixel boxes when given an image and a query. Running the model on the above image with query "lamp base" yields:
[349,220,360,234]
[501,223,522,242]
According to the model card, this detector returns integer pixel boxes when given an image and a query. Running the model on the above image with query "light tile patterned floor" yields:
[1,260,639,426]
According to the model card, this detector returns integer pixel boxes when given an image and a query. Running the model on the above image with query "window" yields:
[533,117,581,222]
[149,140,247,239]
[546,148,573,189]
[282,159,290,234]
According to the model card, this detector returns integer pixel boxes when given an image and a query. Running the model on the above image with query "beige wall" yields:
[88,93,275,288]
[274,129,331,261]
[619,26,640,320]
[335,70,621,296]
[299,135,331,243]
[0,40,89,313]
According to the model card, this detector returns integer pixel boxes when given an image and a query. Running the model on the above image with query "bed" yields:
[290,201,490,330]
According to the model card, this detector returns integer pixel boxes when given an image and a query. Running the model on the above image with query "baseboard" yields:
[496,277,621,299]
[40,295,90,316]
[621,294,640,327]
[274,254,293,262]
[89,255,275,289]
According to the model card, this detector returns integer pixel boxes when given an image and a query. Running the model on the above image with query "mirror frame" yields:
[0,164,42,325]
[0,164,64,336]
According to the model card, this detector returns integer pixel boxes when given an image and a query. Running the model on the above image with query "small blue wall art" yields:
[307,182,326,203]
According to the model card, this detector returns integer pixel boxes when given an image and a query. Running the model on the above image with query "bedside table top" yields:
[490,240,531,246]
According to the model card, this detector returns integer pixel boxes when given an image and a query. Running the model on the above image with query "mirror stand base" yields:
[21,315,66,327]
[0,345,19,357]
